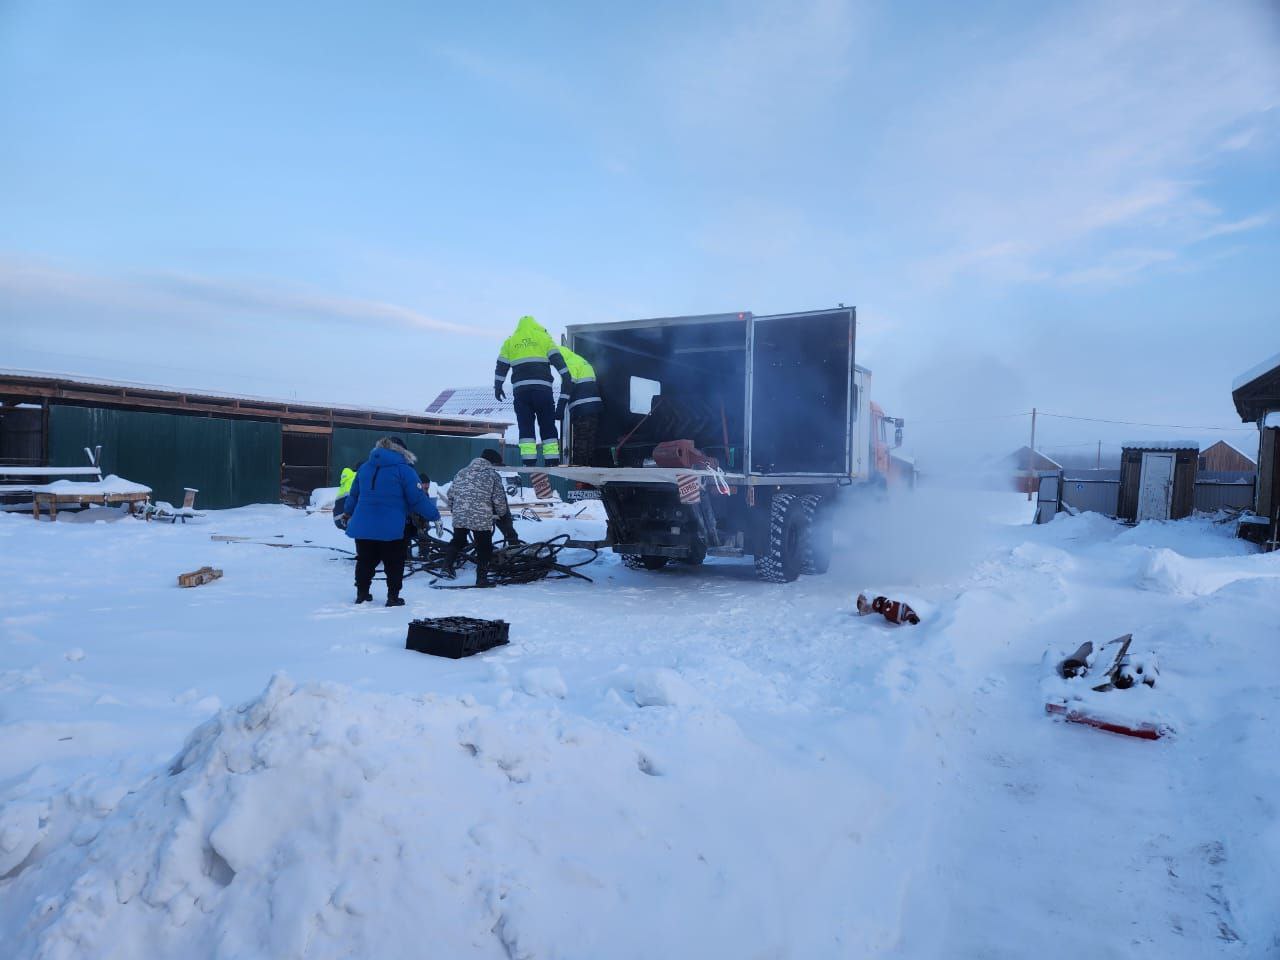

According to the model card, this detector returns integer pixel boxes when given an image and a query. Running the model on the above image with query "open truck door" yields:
[747,307,856,477]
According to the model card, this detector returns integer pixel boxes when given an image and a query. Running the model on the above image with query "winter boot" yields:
[474,564,493,588]
[355,591,373,604]
[440,543,461,579]
[386,594,405,607]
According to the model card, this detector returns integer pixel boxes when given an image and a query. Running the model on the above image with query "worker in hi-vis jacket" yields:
[494,315,568,467]
[556,344,603,466]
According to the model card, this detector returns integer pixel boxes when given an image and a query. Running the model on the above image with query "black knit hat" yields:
[480,448,503,465]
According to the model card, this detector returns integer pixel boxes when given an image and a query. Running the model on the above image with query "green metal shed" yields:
[0,372,510,510]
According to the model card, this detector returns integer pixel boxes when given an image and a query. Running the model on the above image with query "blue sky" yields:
[2,0,1278,462]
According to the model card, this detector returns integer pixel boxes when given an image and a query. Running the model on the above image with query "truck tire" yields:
[798,494,833,575]
[754,494,804,583]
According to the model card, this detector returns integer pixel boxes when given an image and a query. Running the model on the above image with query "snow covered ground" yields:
[1,490,1277,958]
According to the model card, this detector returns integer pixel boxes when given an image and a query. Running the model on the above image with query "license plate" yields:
[566,489,601,501]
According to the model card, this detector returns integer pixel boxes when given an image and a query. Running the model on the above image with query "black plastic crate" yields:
[406,616,510,659]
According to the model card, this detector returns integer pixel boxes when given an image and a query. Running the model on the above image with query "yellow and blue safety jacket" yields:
[561,346,602,412]
[494,316,568,395]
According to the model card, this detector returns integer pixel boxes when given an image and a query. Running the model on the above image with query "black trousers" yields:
[570,408,599,466]
[355,538,406,597]
[450,526,493,567]
[513,389,559,465]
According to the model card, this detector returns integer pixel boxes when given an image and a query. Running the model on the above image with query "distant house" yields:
[1198,440,1256,473]
[1002,446,1062,493]
[1232,352,1280,548]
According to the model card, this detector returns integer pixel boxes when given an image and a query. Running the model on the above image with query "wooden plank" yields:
[0,466,102,477]
[178,566,223,588]
[281,424,333,435]
[0,375,508,435]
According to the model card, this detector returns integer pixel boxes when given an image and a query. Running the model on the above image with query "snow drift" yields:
[1,673,915,959]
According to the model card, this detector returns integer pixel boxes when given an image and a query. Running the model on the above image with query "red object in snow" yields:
[856,592,920,625]
[1044,701,1167,740]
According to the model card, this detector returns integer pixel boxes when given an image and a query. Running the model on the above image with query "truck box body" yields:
[566,307,866,480]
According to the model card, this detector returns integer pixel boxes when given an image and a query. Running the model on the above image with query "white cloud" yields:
[1057,248,1178,286]
[1196,213,1271,241]
[0,257,495,338]
[882,0,1280,286]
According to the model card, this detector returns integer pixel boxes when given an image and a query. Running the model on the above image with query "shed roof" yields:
[1121,440,1199,451]
[1003,446,1062,470]
[425,387,518,421]
[0,370,509,436]
[1232,352,1280,421]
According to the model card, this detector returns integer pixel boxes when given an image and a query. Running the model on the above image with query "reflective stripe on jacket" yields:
[561,346,601,407]
[494,316,568,393]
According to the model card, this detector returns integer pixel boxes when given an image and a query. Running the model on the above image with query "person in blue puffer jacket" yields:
[337,436,439,606]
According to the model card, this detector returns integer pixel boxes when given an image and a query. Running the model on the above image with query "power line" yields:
[1037,412,1254,432]
[910,408,1253,431]
[1041,439,1114,448]
[910,411,1030,424]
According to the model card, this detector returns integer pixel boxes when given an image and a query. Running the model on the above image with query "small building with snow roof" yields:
[1232,351,1280,545]
[1117,441,1198,523]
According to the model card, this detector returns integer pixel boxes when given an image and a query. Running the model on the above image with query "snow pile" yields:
[40,475,151,495]
[0,673,909,959]
[1139,546,1280,595]
[308,485,340,511]
[2,494,1278,957]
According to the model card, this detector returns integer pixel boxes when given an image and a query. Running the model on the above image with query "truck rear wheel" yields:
[754,494,804,583]
[798,494,833,575]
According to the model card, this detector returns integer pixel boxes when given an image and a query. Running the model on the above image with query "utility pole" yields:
[1027,407,1037,501]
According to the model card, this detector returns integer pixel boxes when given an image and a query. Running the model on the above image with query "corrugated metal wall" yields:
[331,428,502,487]
[1062,475,1121,515]
[1062,469,1256,516]
[1193,480,1256,513]
[49,406,281,509]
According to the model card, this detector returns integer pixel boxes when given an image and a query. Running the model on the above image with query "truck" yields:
[522,307,909,582]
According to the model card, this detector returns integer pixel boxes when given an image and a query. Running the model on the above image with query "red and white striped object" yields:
[676,474,701,504]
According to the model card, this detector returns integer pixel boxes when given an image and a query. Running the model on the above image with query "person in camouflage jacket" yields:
[443,449,511,584]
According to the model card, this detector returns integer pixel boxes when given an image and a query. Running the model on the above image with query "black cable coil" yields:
[407,528,597,586]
